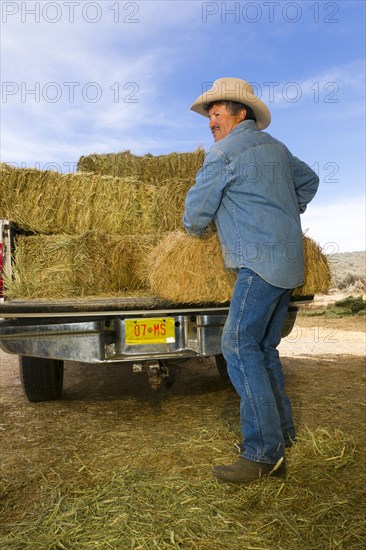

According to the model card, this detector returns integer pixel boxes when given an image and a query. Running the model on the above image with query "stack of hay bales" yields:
[0,150,204,299]
[0,149,330,302]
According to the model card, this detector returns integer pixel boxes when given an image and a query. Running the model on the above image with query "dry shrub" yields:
[337,273,366,292]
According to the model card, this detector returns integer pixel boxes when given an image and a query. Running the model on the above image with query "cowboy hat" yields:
[190,77,271,130]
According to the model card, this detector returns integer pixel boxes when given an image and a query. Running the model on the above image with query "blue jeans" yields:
[221,268,295,464]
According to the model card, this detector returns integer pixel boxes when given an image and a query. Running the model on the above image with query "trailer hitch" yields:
[132,360,170,390]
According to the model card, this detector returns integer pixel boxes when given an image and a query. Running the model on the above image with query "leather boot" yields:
[212,457,286,483]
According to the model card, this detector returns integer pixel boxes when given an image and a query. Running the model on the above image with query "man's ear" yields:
[239,109,247,122]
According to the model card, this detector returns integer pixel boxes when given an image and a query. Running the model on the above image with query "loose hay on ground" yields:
[1,396,364,550]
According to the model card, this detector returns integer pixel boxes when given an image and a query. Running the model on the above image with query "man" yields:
[183,78,319,483]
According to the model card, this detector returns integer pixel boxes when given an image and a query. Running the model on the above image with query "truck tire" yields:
[19,356,64,402]
[214,354,230,381]
[281,306,298,338]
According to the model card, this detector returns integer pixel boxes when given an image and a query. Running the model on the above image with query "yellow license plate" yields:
[125,318,176,345]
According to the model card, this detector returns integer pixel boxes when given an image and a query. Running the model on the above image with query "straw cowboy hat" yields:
[190,77,271,130]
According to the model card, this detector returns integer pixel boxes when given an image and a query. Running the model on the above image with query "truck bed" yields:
[0,293,312,401]
[0,295,234,318]
[0,294,312,319]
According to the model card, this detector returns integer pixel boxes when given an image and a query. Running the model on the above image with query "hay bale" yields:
[87,177,158,235]
[148,230,237,303]
[108,233,160,291]
[0,164,66,233]
[0,164,164,235]
[299,236,332,296]
[148,231,331,303]
[155,179,193,232]
[4,232,159,300]
[77,148,205,182]
[0,164,197,235]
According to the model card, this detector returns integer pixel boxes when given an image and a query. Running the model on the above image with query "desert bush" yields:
[336,273,366,290]
[329,252,366,291]
[325,295,366,316]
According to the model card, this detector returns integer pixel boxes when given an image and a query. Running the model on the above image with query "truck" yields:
[0,219,311,402]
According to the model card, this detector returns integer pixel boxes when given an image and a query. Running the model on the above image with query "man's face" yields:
[208,103,245,142]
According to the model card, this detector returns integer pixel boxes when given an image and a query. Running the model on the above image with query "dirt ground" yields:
[0,308,365,437]
[0,302,365,549]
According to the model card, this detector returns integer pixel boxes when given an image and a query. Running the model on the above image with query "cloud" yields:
[0,1,206,164]
[301,198,366,253]
[262,60,365,110]
[1,0,364,193]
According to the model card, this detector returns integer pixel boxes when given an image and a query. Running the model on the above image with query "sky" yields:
[0,0,365,253]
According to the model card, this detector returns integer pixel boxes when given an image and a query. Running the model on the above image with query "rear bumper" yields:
[0,312,227,363]
[0,297,312,364]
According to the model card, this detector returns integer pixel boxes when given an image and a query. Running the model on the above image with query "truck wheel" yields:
[281,306,298,338]
[215,354,230,381]
[19,356,64,402]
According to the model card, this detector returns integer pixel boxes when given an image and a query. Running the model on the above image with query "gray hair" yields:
[204,100,257,122]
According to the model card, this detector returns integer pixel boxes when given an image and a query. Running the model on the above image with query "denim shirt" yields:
[183,120,319,289]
